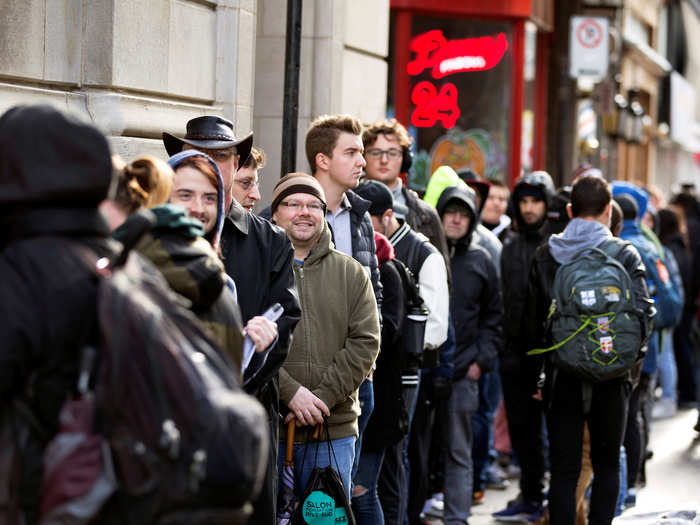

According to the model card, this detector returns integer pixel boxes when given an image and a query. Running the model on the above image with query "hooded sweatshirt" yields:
[423,165,470,208]
[436,185,502,377]
[548,218,612,264]
[500,172,554,368]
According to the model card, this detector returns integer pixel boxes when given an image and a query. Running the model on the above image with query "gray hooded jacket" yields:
[548,218,613,264]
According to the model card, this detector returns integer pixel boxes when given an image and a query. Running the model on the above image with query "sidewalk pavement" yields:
[424,478,521,525]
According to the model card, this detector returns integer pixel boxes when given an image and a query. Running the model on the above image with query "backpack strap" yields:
[597,239,632,263]
[392,258,423,307]
[527,315,595,356]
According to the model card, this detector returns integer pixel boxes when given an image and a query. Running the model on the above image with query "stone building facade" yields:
[0,0,390,205]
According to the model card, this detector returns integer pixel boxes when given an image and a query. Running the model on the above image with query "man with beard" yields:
[493,171,554,522]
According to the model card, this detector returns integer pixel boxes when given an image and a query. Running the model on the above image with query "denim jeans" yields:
[278,434,357,502]
[657,329,678,401]
[353,449,386,525]
[352,379,375,481]
[444,376,479,525]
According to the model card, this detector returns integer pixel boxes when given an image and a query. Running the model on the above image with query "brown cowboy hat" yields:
[162,115,253,165]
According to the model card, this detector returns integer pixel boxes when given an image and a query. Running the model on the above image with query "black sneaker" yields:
[493,499,544,522]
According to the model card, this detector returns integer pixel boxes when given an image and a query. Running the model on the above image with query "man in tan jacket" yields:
[270,172,380,501]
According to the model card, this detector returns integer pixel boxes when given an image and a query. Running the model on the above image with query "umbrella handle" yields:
[285,420,295,463]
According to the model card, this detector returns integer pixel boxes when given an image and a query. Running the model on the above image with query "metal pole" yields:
[281,0,302,178]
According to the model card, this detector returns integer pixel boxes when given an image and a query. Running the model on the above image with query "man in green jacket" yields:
[270,172,381,501]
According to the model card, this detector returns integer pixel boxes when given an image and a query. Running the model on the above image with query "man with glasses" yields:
[234,147,265,212]
[270,173,380,500]
[163,116,301,525]
[362,119,449,268]
[362,121,451,525]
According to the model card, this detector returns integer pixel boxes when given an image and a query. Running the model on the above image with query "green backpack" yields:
[528,240,643,383]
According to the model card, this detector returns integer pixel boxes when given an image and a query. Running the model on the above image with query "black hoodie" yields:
[500,171,554,372]
[436,186,502,378]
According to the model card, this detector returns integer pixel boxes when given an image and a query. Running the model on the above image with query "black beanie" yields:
[517,184,546,202]
[354,180,393,216]
[614,194,638,221]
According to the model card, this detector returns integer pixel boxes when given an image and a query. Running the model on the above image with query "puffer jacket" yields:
[114,205,244,371]
[346,189,383,308]
[436,186,502,378]
[279,222,380,443]
[500,171,554,372]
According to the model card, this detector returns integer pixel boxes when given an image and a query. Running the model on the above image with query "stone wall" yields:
[0,0,390,207]
[0,0,257,160]
[253,0,389,206]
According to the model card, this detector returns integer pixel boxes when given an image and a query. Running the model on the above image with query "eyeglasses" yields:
[365,148,403,160]
[234,178,259,190]
[279,200,324,213]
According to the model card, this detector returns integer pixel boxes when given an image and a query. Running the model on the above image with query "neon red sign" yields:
[407,30,509,79]
[411,81,460,129]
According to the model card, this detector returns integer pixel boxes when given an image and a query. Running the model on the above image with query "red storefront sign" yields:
[407,30,509,79]
[407,30,508,129]
[410,81,461,128]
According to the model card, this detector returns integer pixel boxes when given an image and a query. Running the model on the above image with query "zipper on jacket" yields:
[296,265,313,383]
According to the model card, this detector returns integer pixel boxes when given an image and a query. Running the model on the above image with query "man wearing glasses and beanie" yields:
[270,173,380,500]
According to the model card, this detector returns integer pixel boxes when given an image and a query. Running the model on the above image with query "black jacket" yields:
[500,172,554,373]
[0,105,117,524]
[363,258,407,451]
[436,186,502,378]
[219,200,302,408]
[525,237,654,395]
[345,190,383,308]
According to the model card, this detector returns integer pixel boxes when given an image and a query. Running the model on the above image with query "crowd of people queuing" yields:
[1,103,699,525]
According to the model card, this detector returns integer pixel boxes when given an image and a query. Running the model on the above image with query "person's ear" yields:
[566,202,573,219]
[383,208,393,225]
[316,152,330,172]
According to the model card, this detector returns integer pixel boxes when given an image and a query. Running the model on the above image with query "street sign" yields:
[569,16,609,79]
